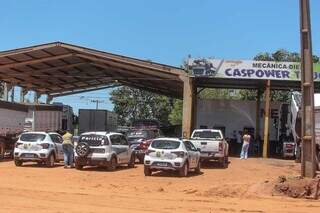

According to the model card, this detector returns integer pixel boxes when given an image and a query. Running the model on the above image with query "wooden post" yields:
[263,80,271,158]
[300,0,316,178]
[182,76,194,139]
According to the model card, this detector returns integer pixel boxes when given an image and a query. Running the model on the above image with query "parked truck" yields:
[0,101,74,159]
[189,129,229,168]
[78,109,117,134]
[278,92,320,168]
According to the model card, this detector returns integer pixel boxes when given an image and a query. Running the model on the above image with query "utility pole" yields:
[299,0,316,178]
[91,99,104,110]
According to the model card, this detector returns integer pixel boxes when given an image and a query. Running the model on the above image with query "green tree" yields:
[110,86,172,126]
[168,99,183,125]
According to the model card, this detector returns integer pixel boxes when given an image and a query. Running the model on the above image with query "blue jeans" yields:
[62,144,74,166]
[240,143,249,159]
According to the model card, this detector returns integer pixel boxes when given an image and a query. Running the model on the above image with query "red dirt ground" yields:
[0,157,319,213]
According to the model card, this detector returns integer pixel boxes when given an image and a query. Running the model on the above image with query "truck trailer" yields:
[78,109,117,134]
[0,101,74,158]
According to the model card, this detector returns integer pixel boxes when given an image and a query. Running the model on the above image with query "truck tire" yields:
[179,162,189,177]
[108,157,117,171]
[128,154,135,168]
[224,155,229,164]
[144,166,152,176]
[46,154,55,167]
[14,160,23,167]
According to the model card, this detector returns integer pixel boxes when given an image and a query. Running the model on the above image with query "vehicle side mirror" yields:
[197,148,201,152]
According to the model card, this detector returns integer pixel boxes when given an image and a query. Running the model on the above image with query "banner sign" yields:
[187,58,320,81]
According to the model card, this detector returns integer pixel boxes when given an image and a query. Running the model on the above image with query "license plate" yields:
[156,162,167,167]
[25,154,34,158]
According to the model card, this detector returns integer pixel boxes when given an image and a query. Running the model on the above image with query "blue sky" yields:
[1,0,320,113]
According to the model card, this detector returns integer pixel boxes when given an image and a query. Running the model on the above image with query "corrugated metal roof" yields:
[0,42,186,98]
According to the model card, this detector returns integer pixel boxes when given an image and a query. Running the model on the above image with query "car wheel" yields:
[179,162,189,177]
[46,154,55,167]
[14,160,23,167]
[195,160,201,174]
[75,142,90,158]
[128,154,135,168]
[75,162,83,170]
[108,157,117,171]
[144,166,152,176]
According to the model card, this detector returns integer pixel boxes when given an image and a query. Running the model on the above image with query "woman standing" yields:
[62,130,74,168]
[240,131,251,159]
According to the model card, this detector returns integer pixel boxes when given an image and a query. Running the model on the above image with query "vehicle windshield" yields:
[20,133,46,142]
[192,131,222,139]
[151,140,180,150]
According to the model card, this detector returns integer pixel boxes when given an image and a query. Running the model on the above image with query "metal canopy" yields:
[0,42,186,98]
[195,77,320,92]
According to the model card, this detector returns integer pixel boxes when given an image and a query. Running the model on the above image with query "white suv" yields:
[14,132,64,167]
[74,132,135,171]
[144,138,201,177]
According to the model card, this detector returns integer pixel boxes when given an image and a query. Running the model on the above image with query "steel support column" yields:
[20,88,28,103]
[263,80,271,158]
[300,0,316,178]
[46,95,53,104]
[256,89,262,150]
[10,86,15,102]
[182,76,195,138]
[3,83,13,102]
[34,92,41,104]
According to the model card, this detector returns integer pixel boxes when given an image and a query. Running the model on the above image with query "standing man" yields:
[240,130,251,159]
[62,130,74,168]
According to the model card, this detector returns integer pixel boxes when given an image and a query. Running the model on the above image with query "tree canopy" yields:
[110,86,173,126]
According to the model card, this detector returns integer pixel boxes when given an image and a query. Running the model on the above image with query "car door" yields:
[49,134,63,160]
[56,134,65,160]
[184,141,196,168]
[119,135,130,162]
[110,135,128,164]
[188,141,200,167]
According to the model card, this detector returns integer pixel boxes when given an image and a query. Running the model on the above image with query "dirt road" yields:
[0,158,319,213]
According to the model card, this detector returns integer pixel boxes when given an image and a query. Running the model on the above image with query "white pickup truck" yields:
[189,129,229,168]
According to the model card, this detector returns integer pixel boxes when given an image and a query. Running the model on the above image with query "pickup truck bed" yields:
[189,129,229,168]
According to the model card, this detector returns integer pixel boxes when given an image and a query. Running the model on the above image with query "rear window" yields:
[79,135,109,145]
[20,133,46,142]
[151,140,180,150]
[192,131,222,139]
